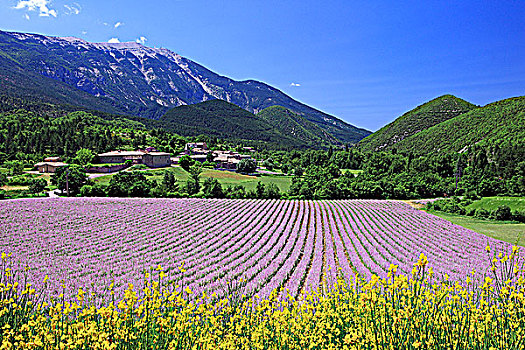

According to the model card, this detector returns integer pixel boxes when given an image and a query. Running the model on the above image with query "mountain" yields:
[0,30,370,144]
[0,52,126,115]
[382,96,525,155]
[358,95,477,152]
[257,106,339,145]
[156,100,330,148]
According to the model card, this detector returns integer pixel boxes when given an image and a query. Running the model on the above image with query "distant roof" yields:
[35,162,68,167]
[98,151,145,157]
[146,152,171,156]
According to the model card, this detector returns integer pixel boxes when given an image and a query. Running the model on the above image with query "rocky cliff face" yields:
[0,30,370,143]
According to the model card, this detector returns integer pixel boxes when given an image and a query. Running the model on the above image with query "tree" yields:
[0,173,7,187]
[72,149,95,168]
[262,158,274,171]
[202,178,224,198]
[179,155,195,171]
[264,183,281,199]
[162,170,178,192]
[80,183,107,197]
[186,163,202,195]
[51,165,88,195]
[255,182,265,198]
[29,178,47,194]
[493,205,512,221]
[237,158,257,174]
[5,160,24,176]
[294,167,304,177]
[224,184,246,199]
[106,171,154,197]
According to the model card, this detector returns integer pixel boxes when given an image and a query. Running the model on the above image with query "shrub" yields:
[465,207,476,217]
[28,178,47,194]
[5,160,24,175]
[237,159,257,174]
[8,174,34,186]
[512,210,525,223]
[80,183,107,197]
[224,185,246,199]
[202,161,216,169]
[202,178,224,198]
[179,155,195,171]
[107,171,154,197]
[492,205,513,221]
[262,159,274,171]
[264,183,281,199]
[129,164,148,171]
[474,208,490,219]
[465,190,480,200]
[150,185,168,198]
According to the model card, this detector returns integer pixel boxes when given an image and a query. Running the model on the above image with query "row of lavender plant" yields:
[0,197,518,303]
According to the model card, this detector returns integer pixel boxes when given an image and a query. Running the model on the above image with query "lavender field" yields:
[0,198,509,301]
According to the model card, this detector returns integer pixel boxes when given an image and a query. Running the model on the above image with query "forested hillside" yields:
[158,100,332,149]
[358,95,477,152]
[391,96,525,155]
[0,108,185,163]
[256,106,339,146]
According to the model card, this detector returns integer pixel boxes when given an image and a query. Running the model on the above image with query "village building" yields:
[98,151,146,164]
[97,149,171,168]
[142,152,171,168]
[180,142,255,170]
[34,162,68,173]
[190,155,208,163]
[184,142,209,155]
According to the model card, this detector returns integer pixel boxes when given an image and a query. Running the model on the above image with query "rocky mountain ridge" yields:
[0,30,370,143]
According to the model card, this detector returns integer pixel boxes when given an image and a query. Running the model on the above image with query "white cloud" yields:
[81,30,87,35]
[290,83,301,87]
[14,0,57,17]
[114,22,123,28]
[136,36,147,45]
[24,13,30,20]
[108,38,120,43]
[64,3,81,15]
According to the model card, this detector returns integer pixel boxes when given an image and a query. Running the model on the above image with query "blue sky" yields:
[1,0,524,131]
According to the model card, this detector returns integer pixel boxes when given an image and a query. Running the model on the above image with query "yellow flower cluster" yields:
[1,251,525,349]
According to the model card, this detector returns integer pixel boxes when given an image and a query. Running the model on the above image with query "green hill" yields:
[358,95,477,152]
[257,106,339,146]
[158,100,334,148]
[390,96,525,155]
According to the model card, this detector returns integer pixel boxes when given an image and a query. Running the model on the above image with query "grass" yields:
[93,166,293,192]
[428,210,525,247]
[467,196,525,212]
[1,185,29,191]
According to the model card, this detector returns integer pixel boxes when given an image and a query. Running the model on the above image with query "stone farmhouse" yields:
[34,161,68,173]
[98,149,171,168]
[34,157,68,173]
